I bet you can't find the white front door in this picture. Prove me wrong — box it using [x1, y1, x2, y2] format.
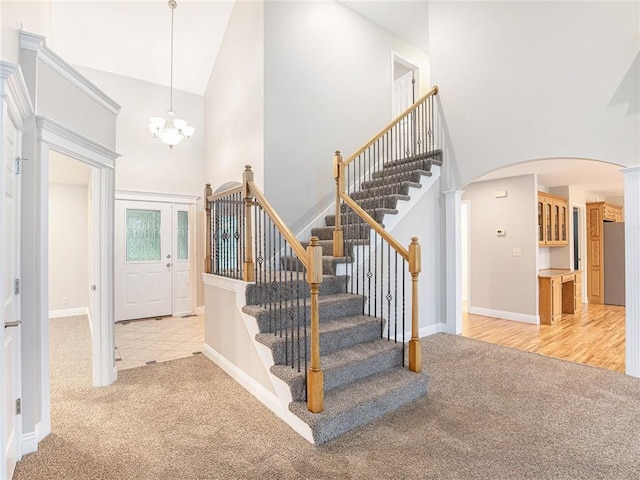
[2, 117, 22, 480]
[115, 201, 173, 321]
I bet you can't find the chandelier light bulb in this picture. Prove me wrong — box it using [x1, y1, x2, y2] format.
[148, 1, 194, 148]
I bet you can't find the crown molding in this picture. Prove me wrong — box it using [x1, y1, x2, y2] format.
[115, 189, 200, 204]
[36, 116, 120, 165]
[0, 61, 35, 124]
[20, 31, 121, 116]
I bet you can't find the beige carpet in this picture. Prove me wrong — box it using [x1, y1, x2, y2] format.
[14, 324, 640, 479]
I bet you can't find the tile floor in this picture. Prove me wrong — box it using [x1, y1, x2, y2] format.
[115, 314, 204, 370]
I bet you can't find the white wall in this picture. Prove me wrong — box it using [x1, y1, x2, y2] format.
[1, 1, 52, 63]
[463, 174, 538, 322]
[48, 183, 89, 311]
[264, 0, 429, 233]
[76, 66, 204, 195]
[203, 0, 264, 191]
[37, 62, 116, 148]
[390, 178, 443, 333]
[429, 1, 640, 191]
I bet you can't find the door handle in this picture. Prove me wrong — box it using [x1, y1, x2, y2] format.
[166, 263, 172, 267]
[4, 320, 21, 328]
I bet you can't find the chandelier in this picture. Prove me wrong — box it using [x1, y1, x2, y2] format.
[148, 0, 194, 148]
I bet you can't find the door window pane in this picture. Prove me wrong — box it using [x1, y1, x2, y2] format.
[126, 209, 161, 262]
[177, 210, 189, 260]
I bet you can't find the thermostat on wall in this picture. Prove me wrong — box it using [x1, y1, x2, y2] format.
[496, 228, 506, 236]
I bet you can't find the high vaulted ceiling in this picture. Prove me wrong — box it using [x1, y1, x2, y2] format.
[50, 0, 235, 96]
[48, 1, 429, 96]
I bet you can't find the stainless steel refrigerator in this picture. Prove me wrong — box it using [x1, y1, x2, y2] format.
[604, 222, 625, 306]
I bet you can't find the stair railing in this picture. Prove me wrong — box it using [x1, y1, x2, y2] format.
[332, 85, 439, 373]
[205, 166, 325, 413]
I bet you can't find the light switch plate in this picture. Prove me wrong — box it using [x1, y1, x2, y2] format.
[513, 248, 522, 256]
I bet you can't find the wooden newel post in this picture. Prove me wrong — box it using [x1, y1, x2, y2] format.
[408, 237, 422, 372]
[306, 236, 324, 413]
[243, 165, 255, 282]
[333, 151, 344, 258]
[204, 183, 213, 274]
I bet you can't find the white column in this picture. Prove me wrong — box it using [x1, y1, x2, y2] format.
[444, 190, 463, 334]
[623, 167, 640, 377]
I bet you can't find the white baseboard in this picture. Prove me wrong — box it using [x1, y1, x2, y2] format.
[468, 305, 539, 325]
[49, 307, 89, 319]
[21, 422, 42, 455]
[202, 344, 314, 443]
[420, 322, 447, 337]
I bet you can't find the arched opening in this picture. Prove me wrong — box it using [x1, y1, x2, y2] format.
[457, 157, 626, 373]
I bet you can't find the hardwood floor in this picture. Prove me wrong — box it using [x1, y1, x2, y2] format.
[462, 303, 625, 373]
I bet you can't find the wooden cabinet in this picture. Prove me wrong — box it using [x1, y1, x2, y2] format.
[538, 192, 568, 247]
[539, 270, 582, 324]
[586, 201, 624, 304]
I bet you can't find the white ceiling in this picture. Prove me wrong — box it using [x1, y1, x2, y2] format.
[339, 1, 429, 51]
[50, 0, 235, 96]
[473, 158, 625, 199]
[48, 1, 428, 97]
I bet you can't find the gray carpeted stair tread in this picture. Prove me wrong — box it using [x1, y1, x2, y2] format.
[350, 192, 410, 203]
[243, 293, 365, 331]
[372, 167, 431, 180]
[325, 209, 391, 226]
[312, 225, 379, 241]
[271, 340, 402, 401]
[361, 170, 432, 190]
[300, 239, 334, 256]
[354, 195, 406, 211]
[289, 367, 430, 444]
[382, 149, 442, 169]
[255, 314, 381, 364]
[278, 255, 353, 275]
[350, 182, 420, 199]
[245, 274, 346, 305]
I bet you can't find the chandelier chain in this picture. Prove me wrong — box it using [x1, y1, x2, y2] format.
[170, 2, 174, 111]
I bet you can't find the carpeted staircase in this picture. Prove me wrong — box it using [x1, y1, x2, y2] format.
[242, 150, 441, 444]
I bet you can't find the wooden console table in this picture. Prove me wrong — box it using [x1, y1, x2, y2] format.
[538, 269, 582, 325]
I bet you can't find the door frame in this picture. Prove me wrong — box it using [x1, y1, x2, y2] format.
[391, 52, 420, 118]
[0, 61, 33, 479]
[115, 190, 199, 319]
[571, 202, 588, 303]
[32, 116, 119, 442]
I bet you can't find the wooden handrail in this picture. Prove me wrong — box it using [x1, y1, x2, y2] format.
[339, 192, 409, 261]
[248, 180, 310, 270]
[342, 85, 439, 167]
[207, 184, 243, 203]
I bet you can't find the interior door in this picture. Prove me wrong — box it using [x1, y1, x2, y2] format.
[115, 201, 172, 321]
[2, 117, 22, 480]
[393, 70, 415, 161]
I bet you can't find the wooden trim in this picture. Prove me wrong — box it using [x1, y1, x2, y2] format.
[333, 151, 344, 257]
[208, 185, 243, 202]
[342, 85, 438, 166]
[242, 167, 255, 282]
[248, 180, 309, 269]
[340, 192, 410, 260]
[408, 237, 422, 372]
